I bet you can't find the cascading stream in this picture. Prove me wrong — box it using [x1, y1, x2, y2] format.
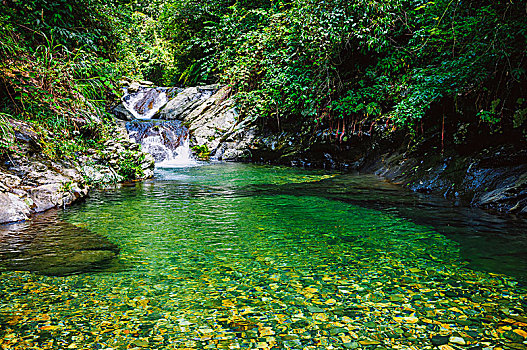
[126, 120, 196, 167]
[121, 86, 180, 120]
[120, 84, 198, 167]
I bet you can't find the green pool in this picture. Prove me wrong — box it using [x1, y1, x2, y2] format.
[1, 163, 526, 349]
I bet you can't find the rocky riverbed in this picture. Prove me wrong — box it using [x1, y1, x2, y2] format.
[1, 162, 526, 349]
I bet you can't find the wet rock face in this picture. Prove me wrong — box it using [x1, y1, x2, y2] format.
[0, 157, 89, 224]
[126, 120, 190, 163]
[365, 145, 527, 215]
[0, 211, 119, 276]
[159, 86, 256, 161]
[0, 192, 31, 223]
[121, 86, 181, 120]
[469, 165, 527, 214]
[112, 104, 134, 121]
[157, 85, 218, 121]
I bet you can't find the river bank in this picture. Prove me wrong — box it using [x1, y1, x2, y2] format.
[115, 82, 527, 216]
[2, 82, 525, 225]
[248, 127, 527, 216]
[0, 118, 154, 224]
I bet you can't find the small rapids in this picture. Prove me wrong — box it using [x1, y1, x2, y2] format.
[126, 120, 197, 167]
[122, 86, 180, 120]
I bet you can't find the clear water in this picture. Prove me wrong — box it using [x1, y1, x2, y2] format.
[1, 163, 526, 349]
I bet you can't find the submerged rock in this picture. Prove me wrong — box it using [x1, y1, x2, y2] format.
[0, 211, 119, 275]
[431, 335, 450, 346]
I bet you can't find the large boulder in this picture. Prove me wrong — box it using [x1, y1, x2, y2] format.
[0, 192, 31, 223]
[112, 104, 134, 121]
[157, 86, 256, 161]
[158, 85, 219, 120]
[29, 182, 87, 213]
[4, 157, 89, 216]
[119, 85, 181, 120]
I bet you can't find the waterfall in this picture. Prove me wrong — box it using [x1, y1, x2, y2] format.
[122, 86, 180, 120]
[126, 120, 197, 167]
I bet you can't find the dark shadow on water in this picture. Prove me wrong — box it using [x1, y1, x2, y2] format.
[79, 168, 527, 283]
[244, 174, 527, 283]
[0, 210, 121, 276]
[14, 164, 525, 282]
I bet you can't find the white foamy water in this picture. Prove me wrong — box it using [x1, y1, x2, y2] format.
[156, 138, 199, 168]
[122, 89, 168, 120]
[126, 120, 198, 168]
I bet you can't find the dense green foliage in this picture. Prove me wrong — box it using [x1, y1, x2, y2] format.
[155, 0, 527, 146]
[1, 0, 119, 155]
[0, 0, 168, 157]
[1, 0, 526, 157]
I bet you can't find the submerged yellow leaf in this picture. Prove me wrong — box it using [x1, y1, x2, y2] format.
[259, 327, 275, 336]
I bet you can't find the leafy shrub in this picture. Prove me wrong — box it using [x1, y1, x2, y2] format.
[192, 144, 210, 160]
[0, 113, 15, 151]
[0, 0, 137, 158]
[158, 0, 526, 142]
[117, 151, 145, 180]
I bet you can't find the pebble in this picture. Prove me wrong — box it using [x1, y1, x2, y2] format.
[449, 336, 466, 345]
[0, 189, 526, 350]
[504, 330, 525, 342]
[431, 335, 450, 346]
